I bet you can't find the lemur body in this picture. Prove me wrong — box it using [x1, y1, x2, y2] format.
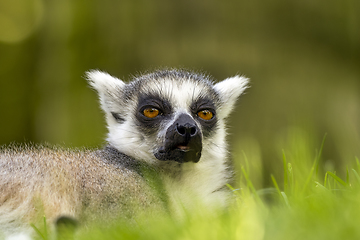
[0, 69, 248, 237]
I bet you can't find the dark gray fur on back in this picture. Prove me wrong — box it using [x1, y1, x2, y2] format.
[99, 145, 144, 175]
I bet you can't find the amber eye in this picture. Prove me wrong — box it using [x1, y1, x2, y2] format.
[143, 108, 160, 118]
[197, 110, 214, 120]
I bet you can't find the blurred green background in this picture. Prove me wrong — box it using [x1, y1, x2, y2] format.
[0, 0, 359, 187]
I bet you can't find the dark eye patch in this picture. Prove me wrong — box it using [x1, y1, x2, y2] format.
[190, 97, 217, 137]
[137, 94, 172, 115]
[136, 94, 173, 133]
[191, 98, 216, 116]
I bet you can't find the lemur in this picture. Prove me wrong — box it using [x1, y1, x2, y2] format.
[0, 69, 249, 238]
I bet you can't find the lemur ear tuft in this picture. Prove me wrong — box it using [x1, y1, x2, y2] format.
[214, 75, 249, 118]
[85, 70, 126, 113]
[85, 70, 125, 94]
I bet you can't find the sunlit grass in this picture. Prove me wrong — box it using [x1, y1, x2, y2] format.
[32, 133, 360, 240]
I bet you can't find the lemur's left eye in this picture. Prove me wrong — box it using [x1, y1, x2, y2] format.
[143, 108, 160, 118]
[197, 110, 214, 120]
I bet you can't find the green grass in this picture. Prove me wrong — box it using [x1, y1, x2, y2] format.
[32, 135, 360, 240]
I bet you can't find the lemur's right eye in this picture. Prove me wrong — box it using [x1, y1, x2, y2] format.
[197, 109, 214, 120]
[143, 108, 160, 118]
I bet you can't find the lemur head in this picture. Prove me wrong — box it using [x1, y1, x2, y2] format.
[86, 69, 248, 165]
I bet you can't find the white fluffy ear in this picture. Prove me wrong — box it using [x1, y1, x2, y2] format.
[85, 70, 125, 112]
[214, 75, 249, 118]
[86, 70, 125, 94]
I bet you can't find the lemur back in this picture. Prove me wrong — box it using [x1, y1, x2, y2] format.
[0, 69, 249, 237]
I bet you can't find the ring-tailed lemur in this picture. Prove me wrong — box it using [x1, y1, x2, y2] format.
[0, 69, 249, 238]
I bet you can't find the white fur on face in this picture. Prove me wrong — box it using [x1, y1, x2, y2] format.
[107, 118, 157, 164]
[144, 78, 209, 111]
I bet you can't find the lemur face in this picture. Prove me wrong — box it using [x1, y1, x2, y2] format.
[133, 77, 219, 163]
[86, 69, 248, 165]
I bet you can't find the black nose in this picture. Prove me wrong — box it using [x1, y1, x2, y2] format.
[176, 123, 197, 137]
[154, 113, 202, 163]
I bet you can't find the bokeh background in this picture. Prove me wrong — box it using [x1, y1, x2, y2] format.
[1, 0, 359, 187]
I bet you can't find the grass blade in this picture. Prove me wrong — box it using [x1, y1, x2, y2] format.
[30, 223, 46, 240]
[326, 171, 348, 187]
[241, 166, 264, 207]
[302, 134, 327, 193]
[282, 150, 288, 193]
[271, 174, 281, 196]
[281, 192, 290, 207]
[352, 169, 360, 184]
